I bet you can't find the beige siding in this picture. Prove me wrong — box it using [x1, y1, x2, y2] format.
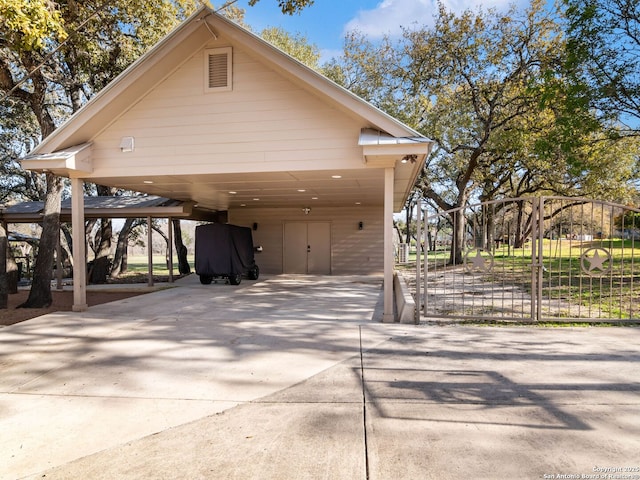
[229, 206, 383, 275]
[88, 42, 367, 179]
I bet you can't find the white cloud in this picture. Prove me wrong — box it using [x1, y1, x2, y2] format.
[319, 48, 344, 63]
[344, 0, 523, 39]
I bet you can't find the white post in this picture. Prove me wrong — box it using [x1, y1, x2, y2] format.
[423, 210, 429, 315]
[383, 167, 395, 323]
[71, 178, 88, 311]
[147, 216, 154, 287]
[168, 217, 174, 283]
[415, 199, 421, 324]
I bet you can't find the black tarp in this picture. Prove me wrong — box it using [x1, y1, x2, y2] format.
[195, 223, 256, 277]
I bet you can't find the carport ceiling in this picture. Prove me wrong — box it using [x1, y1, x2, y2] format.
[94, 168, 386, 212]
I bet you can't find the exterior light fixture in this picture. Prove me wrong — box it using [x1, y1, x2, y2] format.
[120, 136, 135, 152]
[401, 154, 417, 164]
[358, 221, 364, 230]
[303, 207, 311, 215]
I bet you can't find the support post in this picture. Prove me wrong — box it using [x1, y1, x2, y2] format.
[168, 217, 174, 283]
[71, 178, 88, 311]
[383, 167, 395, 322]
[147, 216, 154, 287]
[415, 200, 421, 324]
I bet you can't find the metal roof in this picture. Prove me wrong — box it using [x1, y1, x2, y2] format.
[0, 195, 223, 223]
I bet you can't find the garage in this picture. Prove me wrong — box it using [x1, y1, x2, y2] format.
[20, 5, 432, 321]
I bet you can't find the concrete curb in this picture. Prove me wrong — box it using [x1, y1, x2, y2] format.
[394, 271, 416, 324]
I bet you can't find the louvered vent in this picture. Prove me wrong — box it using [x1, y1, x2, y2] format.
[204, 47, 232, 92]
[208, 53, 227, 88]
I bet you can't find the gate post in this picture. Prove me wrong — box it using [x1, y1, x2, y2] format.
[530, 197, 545, 322]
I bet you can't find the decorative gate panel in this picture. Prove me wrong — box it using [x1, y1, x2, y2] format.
[422, 197, 640, 322]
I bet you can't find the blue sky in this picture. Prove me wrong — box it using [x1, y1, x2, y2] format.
[233, 0, 528, 61]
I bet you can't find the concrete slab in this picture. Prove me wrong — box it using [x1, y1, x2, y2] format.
[363, 326, 640, 480]
[2, 276, 639, 480]
[23, 403, 366, 480]
[0, 275, 388, 480]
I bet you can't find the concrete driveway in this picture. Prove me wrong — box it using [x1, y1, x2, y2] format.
[1, 274, 639, 479]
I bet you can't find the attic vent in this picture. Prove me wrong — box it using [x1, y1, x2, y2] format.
[205, 47, 232, 92]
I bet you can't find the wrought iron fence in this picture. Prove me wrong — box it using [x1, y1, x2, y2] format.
[420, 197, 640, 322]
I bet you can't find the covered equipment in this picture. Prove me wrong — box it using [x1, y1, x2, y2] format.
[195, 223, 260, 285]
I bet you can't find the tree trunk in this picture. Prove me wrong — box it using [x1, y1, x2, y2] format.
[172, 219, 191, 275]
[19, 173, 64, 308]
[404, 202, 412, 244]
[449, 209, 465, 266]
[89, 186, 117, 284]
[89, 218, 112, 284]
[393, 220, 404, 248]
[513, 200, 536, 249]
[61, 224, 74, 270]
[485, 208, 495, 252]
[6, 249, 19, 294]
[111, 218, 136, 278]
[0, 222, 7, 309]
[151, 222, 169, 251]
[1, 220, 19, 295]
[85, 218, 99, 257]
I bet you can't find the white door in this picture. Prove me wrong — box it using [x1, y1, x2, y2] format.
[283, 222, 331, 274]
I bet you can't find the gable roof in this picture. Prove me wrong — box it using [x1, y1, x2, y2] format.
[22, 6, 432, 212]
[30, 6, 425, 156]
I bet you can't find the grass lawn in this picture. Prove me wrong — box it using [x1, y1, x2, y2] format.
[404, 238, 640, 320]
[112, 254, 195, 282]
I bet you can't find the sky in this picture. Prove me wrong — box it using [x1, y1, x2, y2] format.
[232, 0, 528, 61]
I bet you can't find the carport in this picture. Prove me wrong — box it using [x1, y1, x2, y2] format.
[19, 5, 433, 319]
[0, 195, 222, 292]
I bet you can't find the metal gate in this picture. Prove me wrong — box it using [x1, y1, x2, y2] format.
[421, 197, 640, 322]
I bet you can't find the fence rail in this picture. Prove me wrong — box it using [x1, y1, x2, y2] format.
[419, 197, 640, 323]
